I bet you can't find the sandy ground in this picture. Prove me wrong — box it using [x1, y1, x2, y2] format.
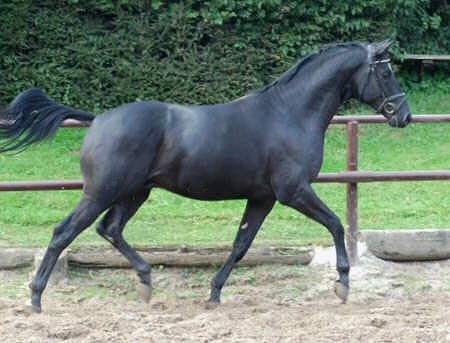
[0, 245, 449, 343]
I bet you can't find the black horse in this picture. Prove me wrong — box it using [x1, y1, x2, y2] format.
[0, 40, 411, 313]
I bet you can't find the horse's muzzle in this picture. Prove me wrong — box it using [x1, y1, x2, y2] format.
[389, 112, 411, 128]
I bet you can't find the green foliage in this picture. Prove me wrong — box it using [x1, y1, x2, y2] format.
[390, 0, 449, 55]
[0, 0, 448, 111]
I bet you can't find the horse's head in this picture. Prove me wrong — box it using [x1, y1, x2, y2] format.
[351, 40, 411, 128]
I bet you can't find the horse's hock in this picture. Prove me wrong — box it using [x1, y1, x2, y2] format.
[361, 229, 450, 261]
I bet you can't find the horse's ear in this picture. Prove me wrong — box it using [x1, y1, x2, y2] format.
[369, 39, 394, 57]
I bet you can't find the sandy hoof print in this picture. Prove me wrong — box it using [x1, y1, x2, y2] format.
[334, 281, 349, 303]
[136, 283, 152, 303]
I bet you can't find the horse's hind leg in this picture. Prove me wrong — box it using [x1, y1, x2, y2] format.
[276, 182, 350, 303]
[95, 189, 152, 303]
[207, 198, 274, 304]
[29, 195, 106, 313]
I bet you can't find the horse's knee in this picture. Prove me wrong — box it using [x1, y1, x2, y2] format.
[329, 217, 345, 236]
[47, 215, 75, 252]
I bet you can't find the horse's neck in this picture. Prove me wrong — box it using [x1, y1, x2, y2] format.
[276, 51, 364, 130]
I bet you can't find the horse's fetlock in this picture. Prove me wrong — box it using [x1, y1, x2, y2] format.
[138, 263, 151, 276]
[29, 280, 43, 293]
[338, 264, 350, 275]
[210, 278, 222, 291]
[29, 281, 37, 291]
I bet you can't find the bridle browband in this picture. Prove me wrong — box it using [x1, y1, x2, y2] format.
[360, 58, 407, 120]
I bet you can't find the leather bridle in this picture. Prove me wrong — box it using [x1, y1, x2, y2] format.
[360, 58, 407, 121]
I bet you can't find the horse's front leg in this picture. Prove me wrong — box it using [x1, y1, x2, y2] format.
[276, 181, 350, 302]
[207, 198, 275, 304]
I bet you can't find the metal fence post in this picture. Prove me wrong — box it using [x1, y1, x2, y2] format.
[346, 121, 358, 265]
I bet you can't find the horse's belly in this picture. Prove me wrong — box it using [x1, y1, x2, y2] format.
[151, 157, 270, 200]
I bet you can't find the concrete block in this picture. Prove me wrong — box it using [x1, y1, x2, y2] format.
[361, 229, 450, 261]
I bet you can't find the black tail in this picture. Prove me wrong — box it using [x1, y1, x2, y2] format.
[0, 88, 95, 152]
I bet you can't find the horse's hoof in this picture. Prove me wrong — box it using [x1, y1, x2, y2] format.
[136, 283, 152, 303]
[334, 281, 349, 303]
[25, 299, 41, 314]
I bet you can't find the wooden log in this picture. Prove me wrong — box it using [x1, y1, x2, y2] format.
[0, 248, 36, 269]
[67, 246, 314, 268]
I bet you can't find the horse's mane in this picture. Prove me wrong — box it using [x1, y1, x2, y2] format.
[255, 42, 366, 94]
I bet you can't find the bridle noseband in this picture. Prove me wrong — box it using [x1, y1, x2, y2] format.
[360, 58, 407, 120]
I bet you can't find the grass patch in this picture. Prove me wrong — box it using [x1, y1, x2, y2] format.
[0, 88, 448, 248]
[394, 274, 433, 293]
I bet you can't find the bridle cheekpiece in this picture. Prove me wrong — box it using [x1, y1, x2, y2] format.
[361, 58, 407, 120]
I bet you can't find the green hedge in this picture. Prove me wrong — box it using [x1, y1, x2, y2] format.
[0, 0, 448, 110]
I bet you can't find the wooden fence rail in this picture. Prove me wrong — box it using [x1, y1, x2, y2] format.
[1, 114, 449, 264]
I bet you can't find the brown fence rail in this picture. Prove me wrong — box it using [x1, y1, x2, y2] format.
[1, 114, 449, 263]
[1, 170, 449, 191]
